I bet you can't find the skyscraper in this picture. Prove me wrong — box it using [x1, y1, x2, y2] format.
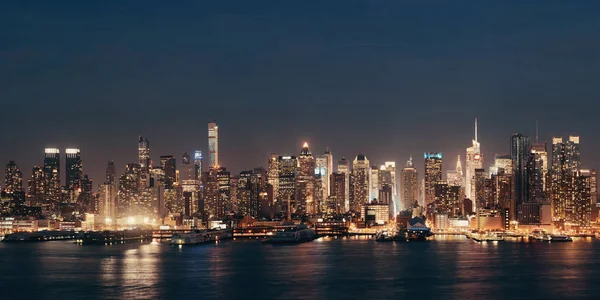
[400, 156, 418, 210]
[43, 148, 61, 201]
[350, 154, 369, 212]
[369, 166, 379, 201]
[528, 142, 548, 201]
[337, 157, 350, 212]
[296, 143, 315, 213]
[324, 148, 333, 197]
[551, 136, 582, 221]
[511, 133, 531, 220]
[194, 151, 203, 181]
[383, 162, 397, 214]
[315, 153, 328, 209]
[160, 155, 176, 188]
[208, 121, 219, 168]
[424, 152, 443, 207]
[4, 161, 23, 193]
[446, 155, 463, 187]
[138, 136, 151, 188]
[329, 172, 346, 214]
[65, 148, 82, 191]
[267, 153, 279, 206]
[465, 119, 483, 203]
[180, 152, 199, 216]
[28, 166, 45, 202]
[277, 155, 297, 213]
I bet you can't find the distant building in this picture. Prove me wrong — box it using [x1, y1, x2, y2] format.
[208, 121, 219, 167]
[465, 119, 483, 205]
[4, 161, 23, 193]
[400, 156, 418, 210]
[424, 152, 442, 207]
[350, 154, 370, 212]
[65, 148, 82, 192]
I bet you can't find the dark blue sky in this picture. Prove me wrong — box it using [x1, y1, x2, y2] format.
[1, 1, 600, 187]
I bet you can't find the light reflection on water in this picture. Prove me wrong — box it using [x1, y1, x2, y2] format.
[0, 236, 599, 300]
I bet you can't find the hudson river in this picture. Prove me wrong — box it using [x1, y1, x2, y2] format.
[1, 236, 599, 299]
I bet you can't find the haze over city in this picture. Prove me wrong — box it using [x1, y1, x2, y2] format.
[2, 1, 599, 186]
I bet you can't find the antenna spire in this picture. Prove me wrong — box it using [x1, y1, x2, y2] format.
[474, 118, 478, 142]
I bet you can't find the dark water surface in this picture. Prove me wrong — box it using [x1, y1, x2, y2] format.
[1, 236, 598, 300]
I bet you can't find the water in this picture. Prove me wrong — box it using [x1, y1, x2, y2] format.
[1, 236, 599, 300]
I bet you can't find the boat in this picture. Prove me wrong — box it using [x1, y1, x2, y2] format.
[264, 224, 317, 244]
[375, 229, 407, 242]
[76, 230, 153, 245]
[472, 232, 505, 242]
[2, 231, 78, 243]
[406, 228, 433, 241]
[549, 234, 573, 242]
[170, 229, 232, 245]
[530, 229, 552, 241]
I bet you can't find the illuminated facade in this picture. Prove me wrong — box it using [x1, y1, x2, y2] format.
[528, 142, 548, 201]
[337, 157, 350, 212]
[267, 153, 279, 206]
[296, 143, 315, 213]
[400, 156, 418, 210]
[194, 151, 203, 181]
[383, 162, 397, 213]
[43, 148, 61, 202]
[329, 172, 346, 214]
[511, 133, 530, 220]
[424, 152, 442, 207]
[551, 136, 582, 221]
[350, 154, 369, 212]
[65, 148, 82, 192]
[434, 181, 461, 217]
[160, 155, 176, 188]
[465, 119, 483, 204]
[28, 166, 45, 202]
[277, 155, 297, 213]
[369, 166, 379, 202]
[4, 161, 23, 193]
[315, 153, 328, 210]
[208, 121, 219, 168]
[446, 155, 463, 187]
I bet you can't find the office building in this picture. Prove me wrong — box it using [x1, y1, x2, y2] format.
[65, 148, 82, 191]
[401, 156, 419, 210]
[511, 133, 531, 220]
[43, 148, 61, 202]
[4, 161, 23, 193]
[296, 143, 315, 214]
[208, 121, 219, 168]
[350, 154, 370, 212]
[424, 152, 442, 207]
[465, 119, 483, 203]
[337, 157, 350, 212]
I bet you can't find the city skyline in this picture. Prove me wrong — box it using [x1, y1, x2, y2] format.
[1, 1, 599, 191]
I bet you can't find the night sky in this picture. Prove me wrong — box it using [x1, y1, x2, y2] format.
[2, 1, 600, 189]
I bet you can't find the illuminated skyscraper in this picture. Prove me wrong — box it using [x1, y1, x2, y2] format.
[65, 148, 82, 191]
[511, 133, 531, 220]
[434, 182, 461, 217]
[350, 154, 369, 212]
[528, 142, 548, 201]
[4, 161, 23, 193]
[329, 172, 346, 214]
[160, 155, 176, 188]
[267, 153, 279, 204]
[551, 136, 582, 221]
[277, 155, 297, 213]
[28, 166, 45, 202]
[401, 156, 418, 210]
[208, 121, 219, 168]
[383, 162, 397, 213]
[424, 152, 443, 207]
[369, 166, 379, 201]
[337, 157, 350, 211]
[465, 119, 483, 203]
[43, 148, 61, 201]
[324, 148, 333, 196]
[296, 143, 315, 213]
[446, 155, 463, 187]
[138, 136, 151, 171]
[194, 151, 203, 181]
[315, 153, 328, 208]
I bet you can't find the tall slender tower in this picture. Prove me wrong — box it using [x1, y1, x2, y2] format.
[296, 142, 315, 213]
[208, 121, 219, 168]
[337, 157, 350, 212]
[401, 156, 418, 210]
[424, 152, 443, 207]
[465, 119, 483, 204]
[65, 148, 83, 191]
[324, 148, 333, 197]
[44, 148, 61, 201]
[350, 154, 370, 212]
[511, 133, 531, 220]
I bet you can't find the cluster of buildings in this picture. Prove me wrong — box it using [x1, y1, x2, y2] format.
[0, 119, 598, 233]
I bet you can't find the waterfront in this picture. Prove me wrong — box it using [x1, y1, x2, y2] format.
[1, 236, 599, 300]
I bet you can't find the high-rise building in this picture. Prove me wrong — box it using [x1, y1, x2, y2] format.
[465, 119, 483, 203]
[267, 153, 279, 207]
[324, 148, 333, 196]
[65, 148, 82, 191]
[566, 169, 592, 226]
[138, 136, 151, 188]
[43, 148, 61, 201]
[383, 162, 397, 214]
[337, 157, 350, 212]
[160, 155, 177, 188]
[180, 152, 199, 216]
[511, 133, 531, 220]
[118, 163, 141, 216]
[446, 155, 463, 187]
[296, 143, 315, 214]
[551, 136, 582, 222]
[78, 175, 93, 212]
[434, 182, 461, 217]
[378, 184, 394, 218]
[28, 166, 45, 202]
[4, 161, 23, 193]
[194, 151, 203, 181]
[277, 155, 297, 213]
[315, 153, 329, 210]
[329, 172, 346, 214]
[528, 142, 548, 201]
[400, 156, 418, 210]
[208, 121, 219, 168]
[424, 152, 443, 207]
[474, 168, 488, 209]
[369, 166, 379, 201]
[106, 161, 116, 186]
[350, 154, 370, 212]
